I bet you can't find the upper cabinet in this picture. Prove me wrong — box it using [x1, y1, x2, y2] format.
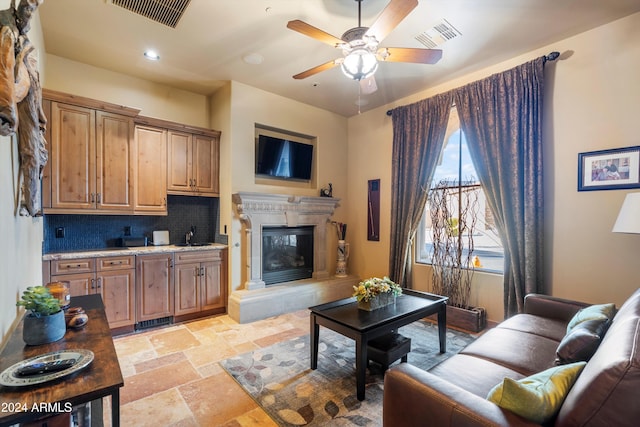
[167, 131, 220, 196]
[41, 90, 221, 215]
[133, 125, 167, 214]
[47, 102, 134, 213]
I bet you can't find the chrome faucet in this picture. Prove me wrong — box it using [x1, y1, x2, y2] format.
[185, 226, 196, 245]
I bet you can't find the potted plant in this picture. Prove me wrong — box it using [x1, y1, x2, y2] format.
[17, 286, 66, 345]
[428, 181, 486, 332]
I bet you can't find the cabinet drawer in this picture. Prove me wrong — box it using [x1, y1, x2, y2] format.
[51, 258, 95, 275]
[175, 250, 221, 264]
[97, 255, 135, 271]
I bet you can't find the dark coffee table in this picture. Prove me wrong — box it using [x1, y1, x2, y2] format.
[309, 289, 448, 400]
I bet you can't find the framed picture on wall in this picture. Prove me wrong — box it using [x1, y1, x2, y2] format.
[578, 146, 640, 191]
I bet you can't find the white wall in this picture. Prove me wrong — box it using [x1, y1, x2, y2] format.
[0, 1, 46, 346]
[346, 13, 640, 323]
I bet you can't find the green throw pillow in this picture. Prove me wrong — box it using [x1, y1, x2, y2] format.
[486, 362, 587, 424]
[566, 303, 616, 333]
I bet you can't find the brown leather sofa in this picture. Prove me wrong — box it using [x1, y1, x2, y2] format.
[383, 289, 640, 426]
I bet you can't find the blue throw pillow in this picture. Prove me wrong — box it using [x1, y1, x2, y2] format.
[566, 303, 615, 334]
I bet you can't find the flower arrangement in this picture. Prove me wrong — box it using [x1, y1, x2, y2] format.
[353, 276, 403, 302]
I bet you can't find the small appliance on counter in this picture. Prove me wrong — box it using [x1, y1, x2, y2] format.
[152, 230, 170, 246]
[118, 236, 148, 247]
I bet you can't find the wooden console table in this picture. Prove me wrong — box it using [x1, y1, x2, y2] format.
[0, 295, 124, 426]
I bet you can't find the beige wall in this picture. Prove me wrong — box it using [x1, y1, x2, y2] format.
[0, 2, 46, 346]
[44, 55, 210, 128]
[219, 81, 349, 292]
[346, 12, 640, 323]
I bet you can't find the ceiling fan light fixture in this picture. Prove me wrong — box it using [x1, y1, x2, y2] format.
[341, 48, 378, 81]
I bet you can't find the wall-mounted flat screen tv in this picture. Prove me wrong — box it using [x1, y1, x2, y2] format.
[255, 135, 313, 181]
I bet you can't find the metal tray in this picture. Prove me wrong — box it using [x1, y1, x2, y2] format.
[0, 349, 94, 387]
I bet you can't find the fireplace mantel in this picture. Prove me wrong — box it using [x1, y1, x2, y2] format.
[232, 192, 340, 290]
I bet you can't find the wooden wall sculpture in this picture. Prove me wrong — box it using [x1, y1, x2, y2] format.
[0, 0, 46, 216]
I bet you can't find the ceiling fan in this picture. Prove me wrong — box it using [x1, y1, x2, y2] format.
[287, 0, 443, 93]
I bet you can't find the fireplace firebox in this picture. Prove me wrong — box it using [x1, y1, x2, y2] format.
[262, 226, 314, 285]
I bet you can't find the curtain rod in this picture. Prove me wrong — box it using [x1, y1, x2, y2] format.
[385, 51, 560, 116]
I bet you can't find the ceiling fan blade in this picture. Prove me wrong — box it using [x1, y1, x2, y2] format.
[293, 60, 340, 79]
[360, 76, 378, 94]
[287, 20, 345, 47]
[378, 47, 443, 64]
[365, 0, 418, 43]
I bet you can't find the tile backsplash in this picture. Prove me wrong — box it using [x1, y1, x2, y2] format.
[43, 195, 223, 253]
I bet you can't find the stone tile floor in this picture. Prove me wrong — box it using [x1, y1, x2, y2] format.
[106, 310, 310, 426]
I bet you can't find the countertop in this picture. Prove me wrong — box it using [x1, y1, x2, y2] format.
[43, 243, 227, 261]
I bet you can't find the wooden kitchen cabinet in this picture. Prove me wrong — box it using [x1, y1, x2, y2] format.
[47, 102, 134, 213]
[49, 255, 135, 329]
[133, 125, 168, 214]
[174, 249, 226, 319]
[136, 253, 174, 323]
[167, 130, 220, 196]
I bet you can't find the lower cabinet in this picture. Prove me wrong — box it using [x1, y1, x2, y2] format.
[135, 253, 174, 323]
[174, 249, 226, 317]
[50, 255, 135, 329]
[45, 248, 227, 332]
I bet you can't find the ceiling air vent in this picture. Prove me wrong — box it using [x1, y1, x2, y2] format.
[111, 0, 191, 28]
[415, 19, 461, 49]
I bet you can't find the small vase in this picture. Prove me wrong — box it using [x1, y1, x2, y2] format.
[23, 310, 66, 346]
[358, 292, 396, 311]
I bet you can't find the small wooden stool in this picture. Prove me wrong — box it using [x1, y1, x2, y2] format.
[367, 332, 411, 372]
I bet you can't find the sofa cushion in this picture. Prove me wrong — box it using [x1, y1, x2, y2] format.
[497, 313, 568, 341]
[459, 327, 559, 375]
[429, 354, 526, 398]
[487, 361, 586, 424]
[566, 303, 616, 333]
[556, 318, 610, 364]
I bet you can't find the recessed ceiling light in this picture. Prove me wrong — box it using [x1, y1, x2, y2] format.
[144, 50, 160, 60]
[243, 53, 264, 65]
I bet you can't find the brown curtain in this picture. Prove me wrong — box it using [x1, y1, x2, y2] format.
[388, 92, 453, 286]
[453, 57, 546, 317]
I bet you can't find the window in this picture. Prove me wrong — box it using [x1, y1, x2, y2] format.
[416, 112, 504, 273]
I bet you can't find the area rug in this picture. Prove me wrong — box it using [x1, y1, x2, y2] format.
[220, 320, 475, 426]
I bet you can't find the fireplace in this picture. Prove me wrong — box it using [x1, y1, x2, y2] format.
[262, 226, 314, 285]
[230, 192, 359, 323]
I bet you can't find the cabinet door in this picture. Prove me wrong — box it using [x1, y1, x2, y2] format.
[201, 259, 225, 311]
[174, 262, 200, 316]
[50, 103, 96, 209]
[136, 254, 173, 322]
[133, 125, 167, 214]
[99, 269, 135, 328]
[167, 131, 192, 193]
[51, 272, 93, 297]
[96, 111, 134, 212]
[193, 135, 219, 195]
